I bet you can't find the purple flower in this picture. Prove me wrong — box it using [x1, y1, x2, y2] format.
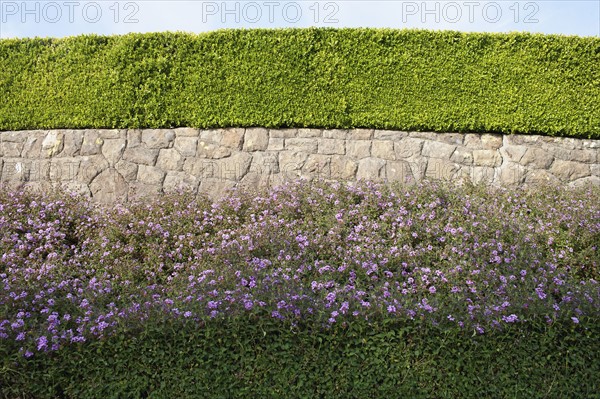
[37, 336, 48, 351]
[571, 317, 579, 324]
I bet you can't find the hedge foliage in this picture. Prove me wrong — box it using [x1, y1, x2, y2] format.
[0, 29, 599, 138]
[2, 318, 599, 399]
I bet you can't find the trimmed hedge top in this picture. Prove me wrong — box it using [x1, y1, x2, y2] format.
[0, 28, 599, 138]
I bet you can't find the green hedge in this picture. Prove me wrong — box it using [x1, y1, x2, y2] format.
[2, 317, 599, 398]
[0, 29, 599, 138]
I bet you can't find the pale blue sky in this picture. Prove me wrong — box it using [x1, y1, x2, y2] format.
[1, 0, 598, 38]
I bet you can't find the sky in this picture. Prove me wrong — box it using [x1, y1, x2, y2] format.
[0, 0, 599, 39]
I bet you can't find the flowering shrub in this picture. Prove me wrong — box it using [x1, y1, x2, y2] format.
[1, 179, 598, 363]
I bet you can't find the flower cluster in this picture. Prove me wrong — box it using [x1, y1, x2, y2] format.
[1, 180, 598, 357]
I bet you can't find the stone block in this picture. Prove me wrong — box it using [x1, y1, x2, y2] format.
[197, 141, 231, 159]
[267, 138, 285, 151]
[421, 141, 456, 159]
[373, 130, 407, 141]
[568, 176, 600, 188]
[0, 131, 27, 143]
[425, 159, 460, 181]
[473, 150, 502, 167]
[141, 129, 175, 149]
[127, 129, 142, 148]
[346, 140, 371, 159]
[156, 149, 184, 171]
[480, 134, 503, 150]
[77, 156, 110, 184]
[348, 129, 374, 140]
[102, 138, 126, 166]
[297, 129, 322, 138]
[279, 151, 309, 178]
[49, 158, 80, 181]
[499, 145, 527, 163]
[198, 179, 237, 201]
[243, 128, 269, 151]
[59, 181, 91, 198]
[115, 160, 138, 182]
[250, 152, 279, 174]
[41, 131, 64, 157]
[221, 128, 245, 149]
[21, 132, 45, 158]
[520, 148, 554, 169]
[525, 169, 561, 186]
[549, 160, 590, 181]
[497, 162, 526, 186]
[450, 147, 473, 165]
[80, 131, 104, 156]
[302, 154, 331, 178]
[385, 160, 414, 183]
[89, 169, 128, 204]
[330, 156, 357, 180]
[318, 139, 345, 155]
[128, 182, 162, 199]
[163, 171, 200, 193]
[371, 140, 395, 160]
[215, 152, 252, 181]
[122, 147, 159, 166]
[174, 136, 198, 157]
[357, 158, 385, 181]
[60, 130, 84, 157]
[183, 158, 219, 179]
[394, 138, 423, 159]
[174, 128, 200, 137]
[0, 141, 23, 157]
[269, 129, 297, 138]
[138, 165, 166, 185]
[322, 129, 348, 139]
[285, 138, 318, 153]
[97, 129, 124, 139]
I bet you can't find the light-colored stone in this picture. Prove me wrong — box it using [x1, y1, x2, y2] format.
[410, 132, 463, 145]
[285, 138, 318, 153]
[302, 154, 331, 178]
[0, 142, 23, 157]
[199, 129, 223, 144]
[49, 158, 80, 181]
[197, 141, 231, 159]
[97, 129, 123, 139]
[525, 169, 561, 186]
[463, 134, 482, 149]
[243, 128, 269, 151]
[346, 140, 371, 159]
[450, 147, 473, 165]
[568, 176, 600, 188]
[520, 148, 554, 169]
[480, 134, 503, 150]
[422, 141, 456, 159]
[21, 132, 45, 158]
[330, 156, 357, 180]
[473, 150, 502, 167]
[89, 169, 128, 204]
[174, 136, 198, 157]
[250, 152, 279, 175]
[318, 139, 345, 155]
[425, 159, 460, 181]
[504, 134, 541, 146]
[394, 138, 423, 159]
[80, 131, 103, 156]
[77, 156, 110, 184]
[497, 162, 526, 186]
[279, 151, 309, 178]
[174, 128, 200, 137]
[1, 159, 28, 182]
[499, 145, 527, 163]
[215, 152, 252, 181]
[385, 161, 414, 183]
[322, 129, 348, 139]
[198, 179, 237, 201]
[221, 128, 245, 149]
[137, 165, 166, 185]
[127, 129, 142, 148]
[122, 147, 159, 166]
[156, 149, 184, 171]
[371, 140, 395, 160]
[163, 171, 200, 193]
[357, 158, 385, 181]
[142, 129, 175, 149]
[348, 129, 373, 140]
[592, 164, 600, 177]
[267, 138, 285, 151]
[115, 159, 138, 182]
[0, 131, 27, 143]
[41, 131, 64, 157]
[269, 128, 297, 138]
[183, 158, 219, 179]
[297, 129, 322, 138]
[549, 160, 590, 181]
[60, 130, 84, 157]
[373, 130, 408, 141]
[101, 138, 126, 166]
[128, 182, 162, 199]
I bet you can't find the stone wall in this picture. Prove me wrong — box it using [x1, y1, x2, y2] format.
[1, 128, 598, 203]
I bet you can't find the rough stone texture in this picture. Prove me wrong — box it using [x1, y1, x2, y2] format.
[371, 140, 395, 160]
[90, 169, 128, 204]
[243, 128, 269, 151]
[318, 139, 345, 155]
[1, 129, 598, 202]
